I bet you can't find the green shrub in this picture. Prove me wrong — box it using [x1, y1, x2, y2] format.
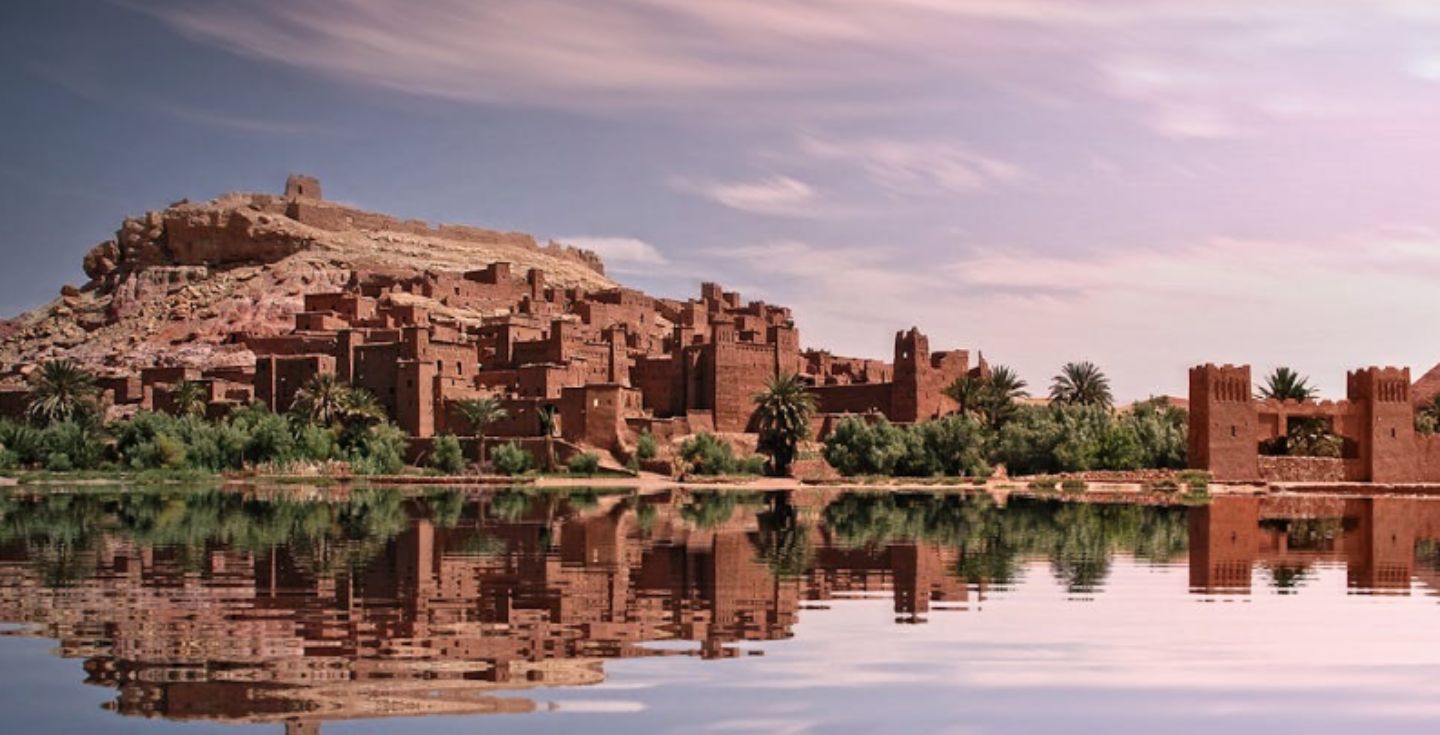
[41, 420, 105, 470]
[567, 452, 601, 475]
[740, 455, 768, 475]
[1027, 479, 1057, 493]
[1061, 479, 1088, 494]
[823, 415, 989, 477]
[1177, 470, 1210, 493]
[636, 431, 658, 461]
[491, 441, 531, 476]
[348, 424, 407, 475]
[43, 451, 74, 472]
[679, 433, 744, 475]
[430, 434, 466, 474]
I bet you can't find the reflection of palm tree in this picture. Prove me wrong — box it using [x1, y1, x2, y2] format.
[1265, 563, 1311, 592]
[755, 499, 814, 578]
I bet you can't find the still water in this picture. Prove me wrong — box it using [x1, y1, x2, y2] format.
[1, 486, 1438, 734]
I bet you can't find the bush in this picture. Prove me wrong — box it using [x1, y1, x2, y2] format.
[429, 434, 466, 474]
[43, 451, 74, 472]
[1061, 479, 1088, 494]
[567, 452, 601, 475]
[823, 416, 988, 477]
[40, 420, 105, 470]
[636, 431, 658, 461]
[348, 424, 407, 475]
[673, 434, 767, 476]
[491, 441, 532, 476]
[993, 403, 1187, 476]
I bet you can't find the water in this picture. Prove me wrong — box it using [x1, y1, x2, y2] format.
[1, 486, 1439, 733]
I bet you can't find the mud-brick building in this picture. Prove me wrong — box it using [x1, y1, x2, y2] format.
[1188, 363, 1440, 484]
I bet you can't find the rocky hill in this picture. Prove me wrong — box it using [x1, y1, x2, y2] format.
[0, 176, 613, 381]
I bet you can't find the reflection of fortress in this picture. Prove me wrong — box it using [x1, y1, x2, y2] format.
[7, 489, 1431, 732]
[1189, 495, 1440, 593]
[0, 491, 968, 732]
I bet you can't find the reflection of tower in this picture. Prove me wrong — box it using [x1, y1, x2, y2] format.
[286, 719, 323, 735]
[1347, 497, 1416, 592]
[1189, 496, 1259, 593]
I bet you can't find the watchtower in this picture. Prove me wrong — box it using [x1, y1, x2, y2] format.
[1348, 367, 1419, 483]
[892, 328, 930, 423]
[284, 174, 322, 201]
[1188, 364, 1258, 481]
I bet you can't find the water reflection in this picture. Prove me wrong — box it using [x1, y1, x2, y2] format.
[0, 487, 1437, 731]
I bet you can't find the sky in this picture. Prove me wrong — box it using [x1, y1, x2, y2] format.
[3, 0, 1440, 400]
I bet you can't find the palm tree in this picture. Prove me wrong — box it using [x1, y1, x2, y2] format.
[979, 364, 1028, 428]
[337, 387, 385, 426]
[455, 396, 509, 464]
[537, 405, 558, 471]
[26, 359, 98, 426]
[752, 372, 817, 476]
[1258, 367, 1316, 402]
[943, 374, 987, 416]
[289, 373, 351, 426]
[169, 380, 208, 417]
[1049, 361, 1113, 409]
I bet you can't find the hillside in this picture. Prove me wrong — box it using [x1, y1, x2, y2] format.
[0, 176, 613, 380]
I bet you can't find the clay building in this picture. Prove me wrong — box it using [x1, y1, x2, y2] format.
[1189, 363, 1440, 484]
[1, 176, 990, 467]
[139, 177, 985, 461]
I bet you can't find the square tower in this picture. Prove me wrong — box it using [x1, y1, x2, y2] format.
[1348, 367, 1419, 483]
[1188, 364, 1258, 481]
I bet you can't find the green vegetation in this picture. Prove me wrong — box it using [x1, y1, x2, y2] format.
[1257, 366, 1317, 402]
[823, 374, 1186, 479]
[454, 396, 508, 464]
[0, 487, 410, 583]
[635, 430, 658, 461]
[490, 441, 532, 476]
[1049, 361, 1114, 409]
[944, 364, 1029, 429]
[566, 451, 601, 475]
[0, 364, 412, 477]
[429, 434, 466, 474]
[822, 414, 990, 478]
[168, 380, 208, 417]
[25, 359, 99, 426]
[1259, 416, 1343, 458]
[752, 372, 816, 476]
[820, 492, 1189, 592]
[679, 432, 767, 476]
[1418, 395, 1440, 435]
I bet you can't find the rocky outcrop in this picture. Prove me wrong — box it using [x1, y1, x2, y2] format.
[1, 176, 615, 381]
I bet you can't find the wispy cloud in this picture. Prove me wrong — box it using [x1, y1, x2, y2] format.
[799, 134, 1023, 194]
[678, 176, 822, 217]
[559, 236, 667, 274]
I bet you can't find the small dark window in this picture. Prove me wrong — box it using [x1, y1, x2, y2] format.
[1391, 427, 1397, 439]
[1230, 425, 1237, 438]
